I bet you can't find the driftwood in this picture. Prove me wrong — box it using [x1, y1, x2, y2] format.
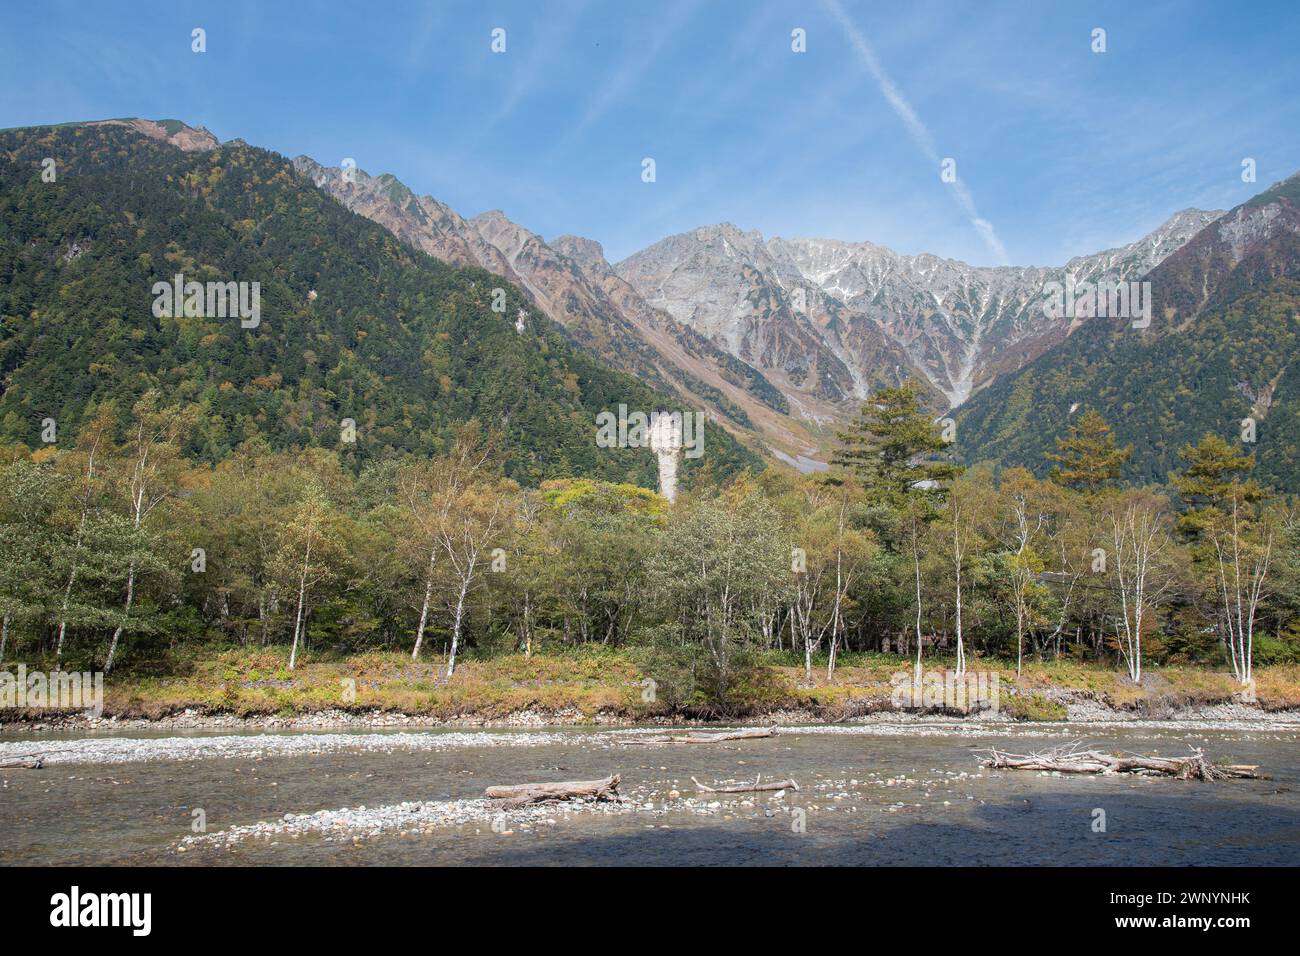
[0, 747, 78, 770]
[484, 773, 621, 809]
[637, 727, 778, 745]
[0, 758, 44, 769]
[978, 743, 1261, 781]
[691, 774, 799, 794]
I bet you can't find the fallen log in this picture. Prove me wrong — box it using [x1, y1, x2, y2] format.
[484, 773, 621, 809]
[0, 747, 79, 770]
[638, 727, 778, 745]
[978, 744, 1261, 781]
[691, 774, 798, 794]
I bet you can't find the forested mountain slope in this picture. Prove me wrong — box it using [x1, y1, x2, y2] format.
[293, 155, 812, 460]
[0, 121, 759, 487]
[956, 173, 1300, 491]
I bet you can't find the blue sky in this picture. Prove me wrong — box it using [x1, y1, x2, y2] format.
[3, 0, 1298, 266]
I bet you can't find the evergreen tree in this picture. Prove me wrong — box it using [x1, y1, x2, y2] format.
[1173, 433, 1274, 685]
[834, 381, 962, 680]
[1045, 409, 1132, 492]
[833, 381, 962, 511]
[1173, 433, 1267, 533]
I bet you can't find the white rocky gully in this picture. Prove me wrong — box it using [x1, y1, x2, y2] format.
[0, 663, 104, 717]
[595, 404, 704, 503]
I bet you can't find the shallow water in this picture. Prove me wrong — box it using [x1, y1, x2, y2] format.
[2, 723, 1298, 865]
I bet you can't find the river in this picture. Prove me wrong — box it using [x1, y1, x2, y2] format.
[2, 721, 1298, 865]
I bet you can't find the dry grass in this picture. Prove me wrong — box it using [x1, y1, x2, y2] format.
[17, 647, 1300, 722]
[101, 648, 647, 721]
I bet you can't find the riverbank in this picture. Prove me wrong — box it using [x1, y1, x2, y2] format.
[5, 717, 1298, 768]
[4, 649, 1299, 732]
[5, 719, 1298, 866]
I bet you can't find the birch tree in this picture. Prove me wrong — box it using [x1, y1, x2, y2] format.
[824, 485, 872, 680]
[1209, 499, 1273, 686]
[105, 392, 194, 671]
[435, 475, 513, 677]
[505, 489, 547, 657]
[399, 432, 498, 661]
[1173, 434, 1272, 687]
[937, 473, 991, 677]
[1041, 483, 1089, 659]
[992, 468, 1049, 677]
[1104, 490, 1179, 683]
[52, 407, 115, 664]
[791, 484, 833, 684]
[279, 480, 344, 670]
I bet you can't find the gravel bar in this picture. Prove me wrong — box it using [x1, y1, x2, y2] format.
[0, 729, 591, 766]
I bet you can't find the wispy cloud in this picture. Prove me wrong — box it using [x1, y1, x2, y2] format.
[490, 0, 589, 125]
[401, 5, 445, 83]
[550, 0, 701, 156]
[821, 0, 1009, 265]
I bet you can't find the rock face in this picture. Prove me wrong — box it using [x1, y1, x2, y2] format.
[295, 158, 663, 377]
[955, 172, 1300, 491]
[608, 224, 928, 415]
[617, 211, 1221, 408]
[292, 156, 822, 461]
[292, 157, 518, 276]
[286, 150, 1226, 470]
[90, 118, 219, 152]
[647, 413, 683, 502]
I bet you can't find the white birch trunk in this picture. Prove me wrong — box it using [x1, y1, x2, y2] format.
[446, 561, 474, 678]
[411, 548, 436, 659]
[105, 559, 135, 672]
[912, 524, 924, 686]
[288, 530, 314, 671]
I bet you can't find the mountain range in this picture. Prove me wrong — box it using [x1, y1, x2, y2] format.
[0, 118, 758, 487]
[3, 117, 1298, 490]
[291, 138, 1242, 476]
[618, 210, 1220, 409]
[957, 172, 1300, 490]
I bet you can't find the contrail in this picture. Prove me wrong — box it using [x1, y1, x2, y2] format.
[822, 0, 1010, 265]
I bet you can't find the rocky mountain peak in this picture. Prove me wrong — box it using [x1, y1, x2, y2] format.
[88, 118, 218, 152]
[470, 209, 514, 231]
[617, 207, 1225, 408]
[293, 156, 519, 276]
[550, 235, 609, 274]
[282, 137, 1254, 467]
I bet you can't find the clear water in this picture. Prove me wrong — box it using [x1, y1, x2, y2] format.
[2, 723, 1297, 866]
